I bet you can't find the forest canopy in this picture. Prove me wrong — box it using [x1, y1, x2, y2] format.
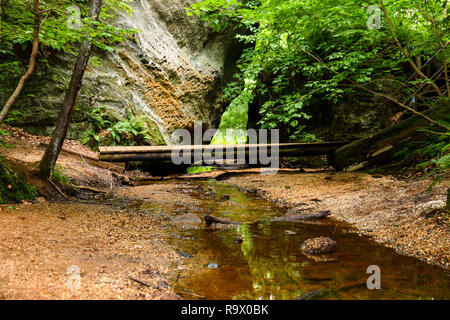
[0, 0, 135, 83]
[187, 0, 449, 185]
[188, 0, 449, 140]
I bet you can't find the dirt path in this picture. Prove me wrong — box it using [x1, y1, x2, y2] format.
[0, 200, 183, 299]
[0, 125, 185, 299]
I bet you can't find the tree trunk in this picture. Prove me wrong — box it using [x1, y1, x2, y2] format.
[39, 0, 102, 179]
[0, 0, 40, 122]
[331, 104, 449, 170]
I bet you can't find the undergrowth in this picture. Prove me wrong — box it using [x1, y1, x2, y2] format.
[394, 119, 450, 191]
[0, 157, 38, 204]
[0, 128, 12, 148]
[82, 107, 155, 149]
[51, 165, 72, 188]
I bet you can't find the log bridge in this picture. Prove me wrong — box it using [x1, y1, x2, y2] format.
[98, 142, 347, 165]
[99, 104, 448, 171]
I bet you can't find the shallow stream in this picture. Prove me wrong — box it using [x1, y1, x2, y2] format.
[133, 180, 450, 300]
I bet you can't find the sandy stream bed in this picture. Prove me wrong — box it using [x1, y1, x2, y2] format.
[0, 125, 448, 299]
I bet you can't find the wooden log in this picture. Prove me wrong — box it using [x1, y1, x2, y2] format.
[295, 281, 367, 300]
[98, 142, 347, 155]
[332, 105, 448, 170]
[270, 210, 331, 222]
[99, 152, 174, 162]
[129, 277, 152, 287]
[98, 142, 348, 163]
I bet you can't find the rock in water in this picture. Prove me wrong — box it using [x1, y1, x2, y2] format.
[177, 251, 193, 259]
[300, 237, 337, 254]
[171, 214, 202, 224]
[234, 236, 243, 244]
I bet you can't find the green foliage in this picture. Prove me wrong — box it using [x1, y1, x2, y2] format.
[51, 165, 72, 188]
[0, 128, 12, 148]
[188, 0, 449, 142]
[0, 0, 138, 82]
[421, 132, 450, 190]
[186, 166, 216, 174]
[51, 165, 77, 195]
[83, 106, 156, 148]
[394, 107, 450, 189]
[0, 157, 38, 204]
[4, 110, 25, 124]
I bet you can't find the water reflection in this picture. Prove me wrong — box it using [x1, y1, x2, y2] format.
[139, 180, 450, 300]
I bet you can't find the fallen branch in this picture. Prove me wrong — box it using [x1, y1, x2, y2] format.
[270, 210, 331, 222]
[71, 184, 108, 194]
[48, 179, 67, 198]
[296, 281, 367, 300]
[129, 277, 152, 288]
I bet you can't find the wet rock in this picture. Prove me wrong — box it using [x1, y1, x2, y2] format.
[300, 237, 337, 254]
[122, 175, 131, 185]
[209, 223, 238, 230]
[245, 187, 258, 194]
[112, 172, 131, 185]
[234, 236, 243, 244]
[295, 288, 327, 300]
[177, 251, 193, 259]
[171, 214, 202, 224]
[157, 280, 170, 289]
[204, 215, 240, 227]
[206, 263, 219, 269]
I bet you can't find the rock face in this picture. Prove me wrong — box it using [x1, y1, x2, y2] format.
[303, 78, 403, 142]
[0, 0, 231, 144]
[299, 237, 337, 254]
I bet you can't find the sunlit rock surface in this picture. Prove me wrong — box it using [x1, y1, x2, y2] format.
[1, 0, 230, 144]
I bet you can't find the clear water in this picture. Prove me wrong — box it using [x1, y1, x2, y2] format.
[135, 180, 450, 300]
